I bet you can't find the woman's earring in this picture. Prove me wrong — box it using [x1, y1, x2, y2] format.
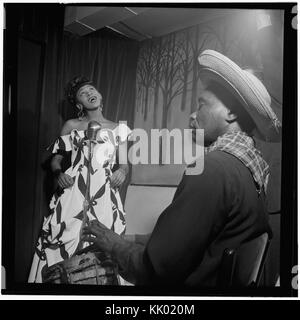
[100, 101, 104, 112]
[77, 106, 84, 121]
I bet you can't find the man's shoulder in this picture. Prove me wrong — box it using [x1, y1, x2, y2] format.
[205, 150, 243, 171]
[180, 150, 247, 200]
[184, 150, 242, 185]
[183, 151, 226, 182]
[202, 150, 230, 170]
[202, 150, 253, 186]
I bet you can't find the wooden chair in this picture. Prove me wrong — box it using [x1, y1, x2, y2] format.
[217, 232, 270, 288]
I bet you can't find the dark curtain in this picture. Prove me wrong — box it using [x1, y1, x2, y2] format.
[5, 4, 139, 283]
[4, 3, 67, 284]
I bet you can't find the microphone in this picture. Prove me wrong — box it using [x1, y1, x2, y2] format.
[86, 120, 102, 142]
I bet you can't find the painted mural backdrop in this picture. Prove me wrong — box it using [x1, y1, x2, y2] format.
[132, 10, 283, 212]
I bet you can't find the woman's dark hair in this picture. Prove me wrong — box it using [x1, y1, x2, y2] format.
[206, 80, 256, 135]
[65, 76, 93, 106]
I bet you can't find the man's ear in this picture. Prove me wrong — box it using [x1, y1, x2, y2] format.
[226, 110, 238, 123]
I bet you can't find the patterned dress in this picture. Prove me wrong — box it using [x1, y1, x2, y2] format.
[28, 123, 131, 283]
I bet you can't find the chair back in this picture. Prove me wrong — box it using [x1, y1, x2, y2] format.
[218, 232, 270, 287]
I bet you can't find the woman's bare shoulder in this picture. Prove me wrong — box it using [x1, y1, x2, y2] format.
[61, 118, 83, 135]
[102, 119, 118, 130]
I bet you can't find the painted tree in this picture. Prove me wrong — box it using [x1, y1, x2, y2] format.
[177, 28, 194, 111]
[137, 20, 243, 124]
[188, 25, 219, 113]
[136, 41, 156, 121]
[158, 31, 196, 129]
[151, 37, 163, 128]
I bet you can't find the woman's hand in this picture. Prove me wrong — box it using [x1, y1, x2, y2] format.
[57, 172, 74, 189]
[110, 168, 126, 189]
[51, 154, 74, 190]
[81, 220, 123, 253]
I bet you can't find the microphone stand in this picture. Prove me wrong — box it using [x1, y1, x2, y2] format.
[76, 138, 94, 254]
[74, 120, 101, 255]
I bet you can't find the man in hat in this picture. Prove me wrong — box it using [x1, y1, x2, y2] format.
[81, 50, 281, 287]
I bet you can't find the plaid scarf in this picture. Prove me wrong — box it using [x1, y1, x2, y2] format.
[206, 131, 269, 194]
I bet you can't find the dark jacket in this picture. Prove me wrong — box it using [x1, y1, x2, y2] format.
[115, 150, 271, 286]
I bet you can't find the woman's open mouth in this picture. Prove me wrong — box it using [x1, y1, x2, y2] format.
[88, 96, 97, 103]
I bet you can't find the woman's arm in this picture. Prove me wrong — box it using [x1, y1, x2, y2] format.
[118, 163, 129, 175]
[110, 164, 128, 189]
[111, 139, 130, 188]
[50, 154, 64, 176]
[50, 120, 74, 189]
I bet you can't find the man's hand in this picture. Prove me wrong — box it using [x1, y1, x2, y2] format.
[110, 168, 126, 188]
[81, 220, 124, 253]
[57, 173, 74, 189]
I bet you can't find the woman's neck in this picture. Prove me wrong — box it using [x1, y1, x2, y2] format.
[85, 108, 106, 122]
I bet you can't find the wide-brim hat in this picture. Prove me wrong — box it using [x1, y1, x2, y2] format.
[198, 50, 281, 142]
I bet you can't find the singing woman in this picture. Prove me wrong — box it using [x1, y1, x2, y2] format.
[28, 76, 131, 283]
